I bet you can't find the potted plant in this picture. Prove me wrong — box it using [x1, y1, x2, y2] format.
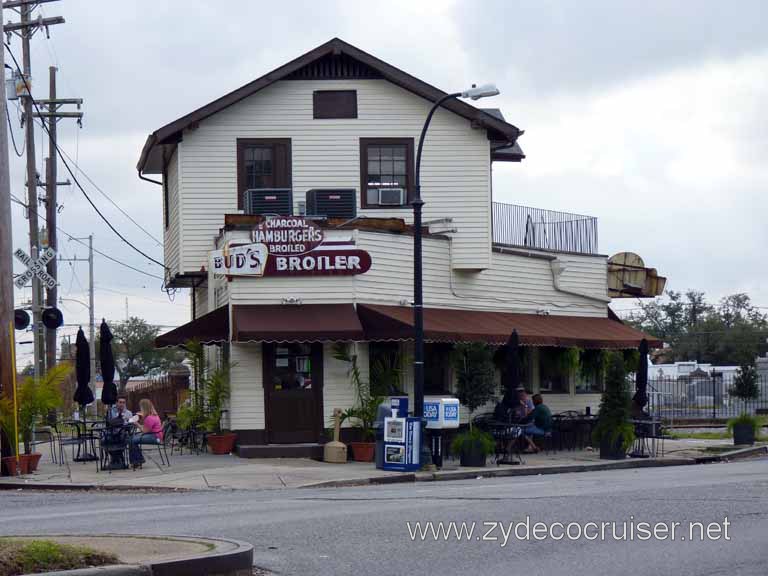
[592, 353, 635, 459]
[203, 366, 235, 454]
[450, 342, 497, 467]
[728, 364, 760, 445]
[0, 363, 70, 474]
[333, 344, 382, 462]
[184, 340, 235, 455]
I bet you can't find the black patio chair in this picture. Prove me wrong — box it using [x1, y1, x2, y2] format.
[98, 423, 131, 472]
[130, 424, 171, 467]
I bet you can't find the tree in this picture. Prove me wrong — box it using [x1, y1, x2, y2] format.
[450, 342, 497, 430]
[111, 317, 183, 393]
[729, 364, 759, 413]
[627, 290, 767, 365]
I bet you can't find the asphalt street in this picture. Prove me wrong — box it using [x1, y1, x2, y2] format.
[1, 459, 766, 576]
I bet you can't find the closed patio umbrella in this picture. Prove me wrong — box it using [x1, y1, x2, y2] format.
[633, 338, 649, 410]
[73, 327, 94, 408]
[501, 330, 521, 408]
[100, 320, 117, 407]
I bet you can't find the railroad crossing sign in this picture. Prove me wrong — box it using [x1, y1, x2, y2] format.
[14, 247, 57, 290]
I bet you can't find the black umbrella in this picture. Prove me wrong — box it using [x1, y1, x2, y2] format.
[73, 327, 94, 407]
[501, 330, 521, 407]
[632, 338, 649, 409]
[99, 320, 117, 406]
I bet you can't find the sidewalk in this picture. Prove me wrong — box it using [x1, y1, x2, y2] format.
[0, 438, 760, 491]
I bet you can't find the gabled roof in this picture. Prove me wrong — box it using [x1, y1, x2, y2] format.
[138, 37, 523, 174]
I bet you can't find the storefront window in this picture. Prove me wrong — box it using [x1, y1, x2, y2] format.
[539, 347, 574, 394]
[369, 342, 405, 396]
[272, 343, 314, 390]
[575, 350, 605, 394]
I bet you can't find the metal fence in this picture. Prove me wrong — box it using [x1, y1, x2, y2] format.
[639, 375, 768, 421]
[492, 202, 599, 255]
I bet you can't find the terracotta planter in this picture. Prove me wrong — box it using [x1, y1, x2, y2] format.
[2, 456, 18, 477]
[25, 452, 42, 472]
[349, 442, 375, 462]
[17, 454, 32, 475]
[207, 432, 237, 455]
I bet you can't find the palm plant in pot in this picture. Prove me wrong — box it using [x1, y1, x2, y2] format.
[184, 340, 235, 455]
[728, 364, 760, 445]
[592, 353, 634, 459]
[0, 363, 70, 474]
[450, 343, 497, 467]
[333, 344, 383, 462]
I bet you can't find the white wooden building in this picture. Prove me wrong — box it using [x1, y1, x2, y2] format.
[140, 39, 656, 456]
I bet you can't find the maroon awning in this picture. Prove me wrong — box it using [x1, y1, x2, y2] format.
[233, 303, 364, 342]
[155, 306, 229, 348]
[357, 304, 661, 349]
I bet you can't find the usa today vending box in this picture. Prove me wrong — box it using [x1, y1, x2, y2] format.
[382, 416, 421, 471]
[424, 397, 461, 429]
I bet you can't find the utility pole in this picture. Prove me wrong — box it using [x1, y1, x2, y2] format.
[39, 66, 83, 371]
[0, 15, 16, 459]
[59, 235, 95, 411]
[4, 0, 65, 379]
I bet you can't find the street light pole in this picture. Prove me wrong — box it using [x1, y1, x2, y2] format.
[412, 85, 500, 468]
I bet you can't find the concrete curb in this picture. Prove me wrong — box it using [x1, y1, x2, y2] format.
[0, 482, 194, 493]
[20, 535, 253, 576]
[299, 457, 697, 488]
[694, 444, 768, 464]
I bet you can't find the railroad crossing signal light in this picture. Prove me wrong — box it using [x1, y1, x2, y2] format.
[41, 307, 64, 329]
[14, 309, 30, 330]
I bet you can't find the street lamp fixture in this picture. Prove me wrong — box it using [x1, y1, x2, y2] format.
[412, 84, 500, 468]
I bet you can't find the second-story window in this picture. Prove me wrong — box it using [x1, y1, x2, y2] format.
[236, 139, 292, 211]
[360, 137, 414, 208]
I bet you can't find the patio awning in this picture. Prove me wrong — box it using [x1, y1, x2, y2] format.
[232, 303, 365, 342]
[155, 306, 229, 348]
[356, 304, 661, 349]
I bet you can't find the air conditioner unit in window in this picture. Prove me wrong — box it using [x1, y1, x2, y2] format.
[244, 188, 293, 216]
[306, 189, 357, 219]
[377, 187, 405, 206]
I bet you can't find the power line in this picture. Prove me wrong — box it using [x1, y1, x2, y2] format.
[10, 193, 164, 280]
[4, 43, 167, 272]
[55, 144, 163, 247]
[5, 100, 25, 157]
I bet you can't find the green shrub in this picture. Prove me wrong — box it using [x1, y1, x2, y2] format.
[451, 427, 496, 456]
[592, 353, 635, 451]
[727, 414, 761, 435]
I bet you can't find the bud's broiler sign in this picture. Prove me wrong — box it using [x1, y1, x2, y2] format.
[210, 217, 372, 277]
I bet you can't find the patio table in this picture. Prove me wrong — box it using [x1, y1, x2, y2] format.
[63, 419, 102, 462]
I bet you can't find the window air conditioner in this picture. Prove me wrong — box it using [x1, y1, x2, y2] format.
[377, 187, 405, 206]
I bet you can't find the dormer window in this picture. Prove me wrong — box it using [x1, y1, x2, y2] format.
[360, 137, 414, 208]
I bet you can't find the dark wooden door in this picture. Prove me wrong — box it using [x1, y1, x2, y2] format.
[263, 343, 323, 444]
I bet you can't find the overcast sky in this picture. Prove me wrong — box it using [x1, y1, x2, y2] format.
[8, 0, 768, 366]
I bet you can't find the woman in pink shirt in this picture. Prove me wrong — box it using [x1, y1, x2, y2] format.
[129, 398, 164, 469]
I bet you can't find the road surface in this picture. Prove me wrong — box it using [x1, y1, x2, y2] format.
[2, 459, 766, 575]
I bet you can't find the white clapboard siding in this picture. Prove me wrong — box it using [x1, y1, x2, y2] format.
[164, 149, 181, 278]
[322, 343, 368, 429]
[355, 232, 608, 316]
[229, 343, 265, 431]
[193, 284, 208, 318]
[176, 79, 492, 274]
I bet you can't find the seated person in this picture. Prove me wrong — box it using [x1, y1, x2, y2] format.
[107, 397, 132, 424]
[512, 386, 534, 421]
[128, 398, 164, 469]
[522, 394, 552, 453]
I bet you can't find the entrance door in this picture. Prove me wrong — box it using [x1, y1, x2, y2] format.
[263, 343, 323, 444]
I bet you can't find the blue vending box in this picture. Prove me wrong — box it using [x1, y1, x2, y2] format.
[381, 415, 421, 472]
[389, 396, 409, 418]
